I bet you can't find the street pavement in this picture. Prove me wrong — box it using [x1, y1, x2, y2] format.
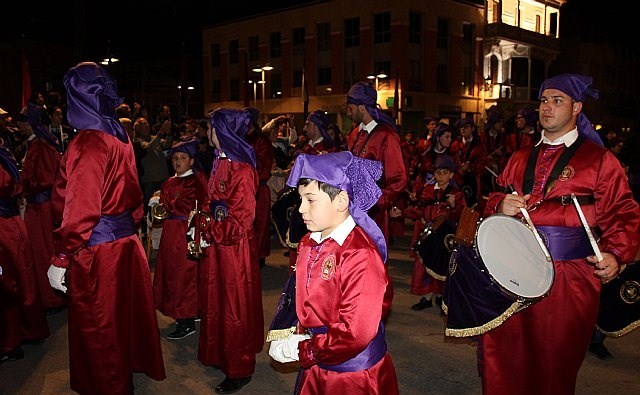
[1, 232, 639, 394]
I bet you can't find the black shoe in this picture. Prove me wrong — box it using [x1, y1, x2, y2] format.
[45, 305, 67, 316]
[411, 297, 433, 311]
[0, 346, 24, 363]
[166, 323, 196, 340]
[215, 376, 251, 394]
[589, 342, 613, 360]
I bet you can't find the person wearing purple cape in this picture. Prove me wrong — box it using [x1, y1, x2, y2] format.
[48, 62, 166, 395]
[268, 151, 398, 395]
[480, 73, 640, 395]
[197, 108, 264, 394]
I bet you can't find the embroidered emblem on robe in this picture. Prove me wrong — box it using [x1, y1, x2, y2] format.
[320, 255, 336, 280]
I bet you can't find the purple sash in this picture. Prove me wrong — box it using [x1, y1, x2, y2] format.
[308, 321, 387, 372]
[536, 226, 594, 261]
[87, 211, 135, 247]
[26, 190, 51, 204]
[0, 197, 19, 218]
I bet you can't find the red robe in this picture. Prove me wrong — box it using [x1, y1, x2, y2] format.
[295, 225, 398, 395]
[153, 171, 208, 320]
[22, 137, 65, 309]
[0, 162, 49, 351]
[248, 131, 274, 260]
[481, 140, 640, 395]
[52, 130, 166, 395]
[450, 137, 488, 211]
[347, 122, 407, 317]
[198, 157, 264, 378]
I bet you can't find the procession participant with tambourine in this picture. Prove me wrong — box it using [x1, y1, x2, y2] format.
[197, 108, 264, 394]
[404, 155, 464, 311]
[478, 74, 640, 395]
[152, 138, 208, 340]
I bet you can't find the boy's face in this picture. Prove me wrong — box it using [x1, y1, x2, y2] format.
[172, 152, 194, 176]
[434, 168, 453, 186]
[298, 180, 349, 239]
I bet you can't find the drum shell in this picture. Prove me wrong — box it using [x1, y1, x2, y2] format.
[271, 187, 308, 248]
[597, 263, 640, 337]
[416, 219, 457, 281]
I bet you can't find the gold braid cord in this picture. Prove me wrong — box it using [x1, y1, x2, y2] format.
[266, 326, 297, 342]
[444, 301, 524, 338]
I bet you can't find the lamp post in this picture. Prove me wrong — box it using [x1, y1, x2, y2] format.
[367, 72, 387, 90]
[248, 80, 258, 108]
[252, 65, 273, 114]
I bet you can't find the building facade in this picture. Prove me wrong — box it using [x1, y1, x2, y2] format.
[202, 0, 565, 134]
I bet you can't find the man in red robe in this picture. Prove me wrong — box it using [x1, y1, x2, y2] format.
[48, 62, 166, 395]
[16, 104, 66, 314]
[480, 73, 640, 395]
[0, 143, 49, 362]
[345, 81, 407, 318]
[198, 108, 264, 394]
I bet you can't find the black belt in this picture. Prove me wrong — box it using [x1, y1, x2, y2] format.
[546, 194, 595, 206]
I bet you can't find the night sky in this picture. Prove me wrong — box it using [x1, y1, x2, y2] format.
[2, 1, 634, 64]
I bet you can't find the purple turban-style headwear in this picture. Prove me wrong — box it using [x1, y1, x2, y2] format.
[21, 103, 62, 152]
[0, 145, 20, 181]
[170, 137, 198, 158]
[242, 106, 261, 130]
[210, 108, 257, 168]
[517, 107, 538, 128]
[307, 110, 334, 148]
[63, 62, 128, 143]
[346, 82, 397, 132]
[538, 73, 603, 146]
[286, 151, 387, 262]
[434, 154, 456, 172]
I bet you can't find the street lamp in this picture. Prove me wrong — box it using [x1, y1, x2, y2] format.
[248, 80, 258, 108]
[367, 72, 388, 90]
[99, 40, 119, 66]
[252, 65, 273, 114]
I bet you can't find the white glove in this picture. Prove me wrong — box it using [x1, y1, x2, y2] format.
[148, 195, 160, 207]
[186, 227, 210, 248]
[268, 334, 311, 363]
[47, 265, 67, 293]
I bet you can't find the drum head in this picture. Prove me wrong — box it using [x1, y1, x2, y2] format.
[476, 215, 554, 299]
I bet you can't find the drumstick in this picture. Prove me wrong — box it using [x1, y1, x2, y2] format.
[571, 193, 604, 262]
[484, 166, 499, 178]
[511, 190, 552, 262]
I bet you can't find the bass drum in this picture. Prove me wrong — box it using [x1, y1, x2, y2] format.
[415, 218, 457, 281]
[271, 187, 307, 248]
[597, 263, 640, 337]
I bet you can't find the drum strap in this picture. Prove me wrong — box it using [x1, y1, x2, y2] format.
[522, 137, 585, 196]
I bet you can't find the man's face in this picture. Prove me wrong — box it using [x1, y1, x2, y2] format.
[52, 109, 64, 125]
[346, 104, 364, 124]
[427, 121, 438, 132]
[538, 88, 580, 136]
[460, 125, 473, 139]
[303, 120, 319, 141]
[434, 168, 454, 186]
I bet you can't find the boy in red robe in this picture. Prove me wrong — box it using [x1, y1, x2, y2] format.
[268, 151, 399, 395]
[152, 138, 208, 339]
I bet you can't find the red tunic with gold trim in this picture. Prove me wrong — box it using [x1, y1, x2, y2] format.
[0, 159, 49, 351]
[198, 157, 264, 378]
[347, 123, 407, 317]
[481, 140, 640, 395]
[52, 130, 166, 395]
[295, 226, 398, 395]
[21, 136, 64, 309]
[248, 130, 274, 260]
[153, 170, 208, 320]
